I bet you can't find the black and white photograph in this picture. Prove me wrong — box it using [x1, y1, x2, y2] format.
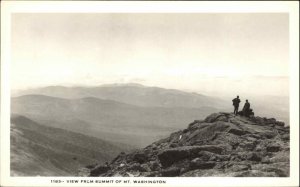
[1, 1, 299, 187]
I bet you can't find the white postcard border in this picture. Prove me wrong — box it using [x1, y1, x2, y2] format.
[1, 1, 299, 187]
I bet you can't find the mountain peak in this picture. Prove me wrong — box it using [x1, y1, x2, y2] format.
[87, 112, 289, 177]
[99, 83, 146, 88]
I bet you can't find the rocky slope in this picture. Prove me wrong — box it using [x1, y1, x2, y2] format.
[87, 112, 290, 177]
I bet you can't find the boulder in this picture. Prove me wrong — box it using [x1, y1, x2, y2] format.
[140, 163, 151, 172]
[127, 163, 144, 172]
[198, 151, 215, 161]
[132, 152, 148, 164]
[204, 113, 228, 123]
[157, 147, 191, 167]
[261, 156, 271, 164]
[258, 131, 277, 139]
[237, 141, 256, 151]
[269, 151, 290, 163]
[169, 143, 179, 148]
[228, 164, 250, 172]
[266, 118, 277, 124]
[180, 169, 228, 177]
[252, 163, 288, 177]
[266, 144, 281, 152]
[197, 145, 224, 154]
[188, 122, 210, 131]
[235, 170, 278, 177]
[188, 120, 202, 129]
[126, 171, 140, 177]
[90, 165, 110, 176]
[143, 171, 160, 177]
[187, 122, 232, 145]
[227, 128, 247, 136]
[149, 161, 161, 171]
[246, 152, 262, 162]
[161, 167, 181, 177]
[215, 154, 231, 161]
[158, 145, 224, 167]
[281, 134, 289, 141]
[190, 158, 216, 170]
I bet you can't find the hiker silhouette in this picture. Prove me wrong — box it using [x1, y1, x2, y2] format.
[235, 99, 255, 117]
[232, 95, 240, 115]
[243, 100, 251, 117]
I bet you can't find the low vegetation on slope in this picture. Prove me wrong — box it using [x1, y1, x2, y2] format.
[87, 112, 289, 177]
[11, 115, 133, 176]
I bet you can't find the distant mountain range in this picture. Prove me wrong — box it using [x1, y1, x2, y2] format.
[11, 114, 132, 176]
[11, 94, 220, 147]
[12, 83, 226, 108]
[11, 83, 289, 146]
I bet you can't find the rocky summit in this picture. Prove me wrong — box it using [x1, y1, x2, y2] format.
[86, 112, 290, 177]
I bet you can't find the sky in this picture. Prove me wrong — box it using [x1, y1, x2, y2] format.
[11, 13, 289, 96]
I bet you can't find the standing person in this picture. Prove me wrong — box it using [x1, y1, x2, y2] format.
[232, 95, 241, 115]
[243, 99, 251, 117]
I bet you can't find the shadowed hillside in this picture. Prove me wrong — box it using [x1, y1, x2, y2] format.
[10, 114, 133, 176]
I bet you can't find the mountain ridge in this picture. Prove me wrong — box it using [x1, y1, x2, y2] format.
[12, 94, 140, 108]
[86, 112, 289, 177]
[12, 84, 289, 125]
[12, 84, 225, 109]
[12, 94, 219, 147]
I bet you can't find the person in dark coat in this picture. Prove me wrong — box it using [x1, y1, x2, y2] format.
[243, 99, 251, 117]
[232, 96, 241, 115]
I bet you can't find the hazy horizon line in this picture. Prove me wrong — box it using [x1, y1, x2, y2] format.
[11, 80, 290, 98]
[11, 75, 289, 90]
